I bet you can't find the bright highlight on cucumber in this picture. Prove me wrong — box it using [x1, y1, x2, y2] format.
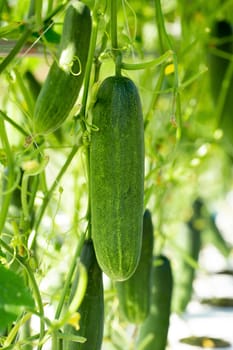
[33, 1, 92, 135]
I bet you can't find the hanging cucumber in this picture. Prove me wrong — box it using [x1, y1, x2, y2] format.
[136, 255, 173, 350]
[33, 1, 92, 135]
[90, 75, 144, 281]
[202, 213, 232, 257]
[64, 240, 104, 350]
[172, 199, 202, 314]
[115, 209, 154, 323]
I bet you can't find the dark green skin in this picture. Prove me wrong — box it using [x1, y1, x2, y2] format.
[115, 209, 154, 323]
[33, 1, 91, 135]
[208, 20, 233, 147]
[136, 255, 173, 350]
[172, 201, 202, 314]
[90, 76, 144, 281]
[64, 240, 104, 350]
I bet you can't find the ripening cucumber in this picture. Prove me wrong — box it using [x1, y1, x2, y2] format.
[115, 209, 154, 323]
[64, 240, 104, 350]
[90, 75, 144, 281]
[136, 255, 173, 350]
[33, 1, 91, 135]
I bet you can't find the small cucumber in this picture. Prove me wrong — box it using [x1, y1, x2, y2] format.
[202, 213, 232, 257]
[172, 199, 202, 314]
[64, 240, 104, 350]
[90, 75, 144, 281]
[136, 255, 173, 350]
[115, 209, 154, 323]
[33, 1, 91, 135]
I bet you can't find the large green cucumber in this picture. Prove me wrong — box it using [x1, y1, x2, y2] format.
[115, 209, 154, 323]
[90, 75, 144, 281]
[208, 20, 233, 146]
[136, 255, 173, 350]
[64, 240, 104, 350]
[33, 1, 91, 135]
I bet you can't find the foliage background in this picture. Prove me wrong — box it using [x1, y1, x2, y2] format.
[0, 0, 233, 349]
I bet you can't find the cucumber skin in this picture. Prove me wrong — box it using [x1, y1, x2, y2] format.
[136, 255, 173, 350]
[90, 76, 144, 281]
[115, 209, 154, 323]
[64, 240, 104, 350]
[33, 1, 91, 135]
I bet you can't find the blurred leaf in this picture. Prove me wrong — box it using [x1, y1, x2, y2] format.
[0, 263, 35, 331]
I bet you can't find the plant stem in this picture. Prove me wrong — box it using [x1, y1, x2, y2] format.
[23, 262, 45, 350]
[215, 58, 233, 128]
[54, 232, 86, 320]
[0, 110, 28, 136]
[0, 240, 45, 349]
[0, 28, 32, 74]
[46, 0, 54, 16]
[121, 50, 172, 70]
[13, 68, 34, 116]
[111, 0, 118, 50]
[33, 143, 80, 238]
[35, 0, 43, 30]
[78, 3, 102, 240]
[21, 175, 30, 222]
[154, 0, 182, 140]
[3, 313, 32, 348]
[0, 117, 15, 234]
[51, 233, 86, 349]
[110, 0, 121, 76]
[144, 65, 165, 129]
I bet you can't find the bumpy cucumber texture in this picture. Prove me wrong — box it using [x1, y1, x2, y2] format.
[115, 209, 154, 323]
[90, 75, 144, 281]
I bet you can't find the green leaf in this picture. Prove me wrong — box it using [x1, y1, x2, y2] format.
[0, 264, 35, 331]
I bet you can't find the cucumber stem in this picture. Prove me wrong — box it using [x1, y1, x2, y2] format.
[111, 0, 118, 50]
[110, 0, 122, 76]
